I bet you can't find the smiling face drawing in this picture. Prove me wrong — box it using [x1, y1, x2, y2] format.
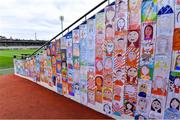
[128, 67, 137, 78]
[128, 31, 139, 46]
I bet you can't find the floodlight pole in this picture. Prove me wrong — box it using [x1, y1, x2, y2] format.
[59, 16, 64, 37]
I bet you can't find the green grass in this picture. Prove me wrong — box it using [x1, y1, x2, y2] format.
[0, 49, 35, 69]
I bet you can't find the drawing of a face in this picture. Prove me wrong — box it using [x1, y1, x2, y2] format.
[117, 18, 125, 30]
[104, 88, 112, 100]
[52, 56, 56, 64]
[138, 97, 147, 112]
[88, 90, 95, 103]
[144, 25, 153, 39]
[128, 67, 137, 78]
[144, 42, 153, 54]
[95, 76, 103, 87]
[116, 69, 124, 80]
[74, 83, 79, 91]
[107, 42, 114, 54]
[96, 47, 103, 57]
[104, 57, 113, 70]
[128, 51, 136, 61]
[106, 25, 114, 39]
[103, 104, 111, 114]
[104, 74, 113, 87]
[170, 98, 180, 110]
[96, 60, 103, 71]
[141, 65, 150, 76]
[174, 77, 180, 87]
[139, 84, 148, 93]
[151, 99, 161, 113]
[56, 40, 60, 49]
[128, 31, 139, 44]
[175, 55, 180, 67]
[106, 6, 115, 22]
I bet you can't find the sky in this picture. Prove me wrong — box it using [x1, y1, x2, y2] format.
[0, 0, 113, 40]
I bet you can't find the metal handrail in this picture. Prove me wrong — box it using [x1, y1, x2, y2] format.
[29, 0, 108, 58]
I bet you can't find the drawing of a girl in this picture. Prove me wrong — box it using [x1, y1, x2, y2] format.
[117, 18, 125, 31]
[164, 98, 180, 119]
[127, 67, 138, 85]
[151, 99, 161, 113]
[144, 24, 153, 40]
[105, 6, 115, 24]
[175, 55, 180, 70]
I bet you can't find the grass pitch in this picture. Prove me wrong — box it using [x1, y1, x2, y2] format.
[0, 49, 35, 69]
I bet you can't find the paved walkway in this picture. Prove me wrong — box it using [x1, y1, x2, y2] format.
[0, 74, 111, 119]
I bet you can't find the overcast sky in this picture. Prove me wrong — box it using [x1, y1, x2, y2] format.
[0, 0, 114, 40]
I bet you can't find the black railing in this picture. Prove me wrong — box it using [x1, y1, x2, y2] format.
[29, 0, 109, 58]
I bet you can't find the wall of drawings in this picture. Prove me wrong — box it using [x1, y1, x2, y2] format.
[14, 0, 180, 119]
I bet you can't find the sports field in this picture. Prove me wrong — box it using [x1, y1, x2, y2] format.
[0, 49, 35, 69]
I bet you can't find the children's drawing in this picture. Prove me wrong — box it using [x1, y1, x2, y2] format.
[105, 5, 115, 25]
[174, 55, 180, 71]
[141, 41, 154, 65]
[103, 87, 113, 102]
[104, 57, 113, 74]
[105, 41, 114, 56]
[173, 29, 180, 50]
[140, 65, 151, 80]
[88, 89, 95, 105]
[137, 97, 148, 113]
[56, 39, 61, 51]
[149, 96, 165, 119]
[129, 0, 142, 29]
[73, 30, 80, 43]
[95, 59, 103, 75]
[127, 67, 138, 85]
[50, 42, 56, 56]
[164, 96, 180, 119]
[104, 74, 113, 88]
[141, 0, 157, 22]
[103, 103, 112, 115]
[73, 44, 80, 57]
[124, 101, 135, 116]
[127, 30, 140, 48]
[61, 37, 67, 49]
[106, 24, 114, 41]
